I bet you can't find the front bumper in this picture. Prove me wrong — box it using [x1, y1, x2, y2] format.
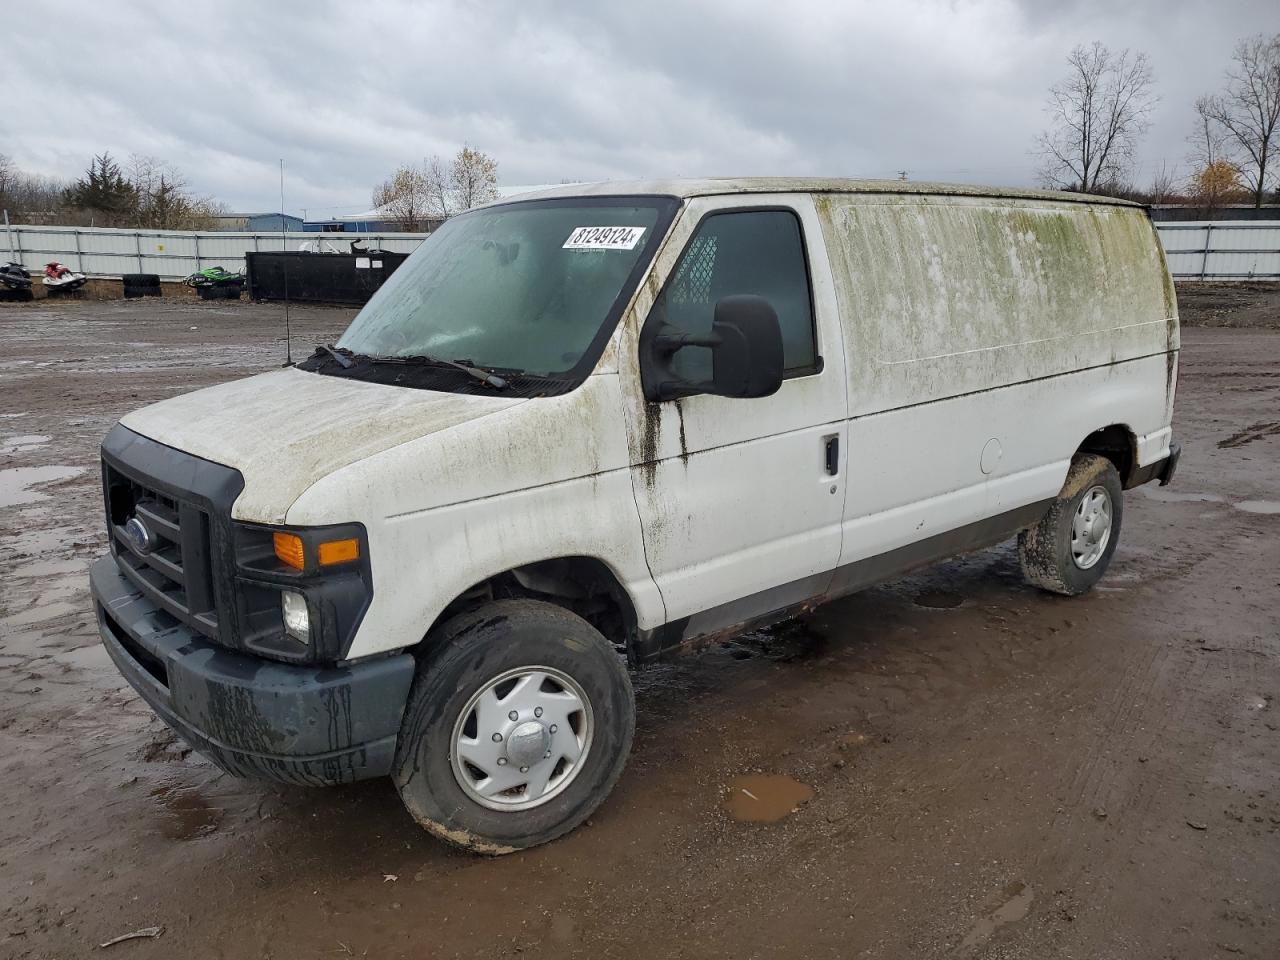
[91, 556, 414, 786]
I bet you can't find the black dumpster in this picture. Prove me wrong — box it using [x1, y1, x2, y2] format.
[245, 251, 410, 305]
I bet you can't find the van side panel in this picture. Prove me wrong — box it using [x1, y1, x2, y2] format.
[817, 193, 1177, 571]
[816, 194, 1178, 418]
[840, 353, 1171, 568]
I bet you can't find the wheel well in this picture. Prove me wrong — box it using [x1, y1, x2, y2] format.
[421, 557, 640, 662]
[1077, 425, 1137, 486]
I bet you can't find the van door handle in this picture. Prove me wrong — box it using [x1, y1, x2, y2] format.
[824, 435, 839, 475]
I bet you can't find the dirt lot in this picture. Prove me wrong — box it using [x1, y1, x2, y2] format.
[1, 289, 1278, 959]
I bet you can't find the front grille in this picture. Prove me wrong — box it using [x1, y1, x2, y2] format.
[105, 463, 219, 639]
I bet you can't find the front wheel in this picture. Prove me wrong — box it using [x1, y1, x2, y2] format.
[393, 599, 635, 854]
[1019, 453, 1123, 596]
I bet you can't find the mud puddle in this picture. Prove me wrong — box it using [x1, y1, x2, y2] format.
[1140, 488, 1227, 504]
[1140, 488, 1280, 515]
[9, 557, 88, 579]
[0, 433, 50, 455]
[913, 588, 964, 609]
[1234, 500, 1280, 515]
[958, 881, 1035, 951]
[149, 784, 223, 840]
[725, 774, 814, 822]
[0, 465, 84, 507]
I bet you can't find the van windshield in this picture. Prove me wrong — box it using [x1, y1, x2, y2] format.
[331, 197, 677, 384]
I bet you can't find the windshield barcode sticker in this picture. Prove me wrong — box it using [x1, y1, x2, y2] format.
[563, 226, 646, 250]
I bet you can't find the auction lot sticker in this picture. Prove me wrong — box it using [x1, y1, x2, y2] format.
[563, 226, 646, 250]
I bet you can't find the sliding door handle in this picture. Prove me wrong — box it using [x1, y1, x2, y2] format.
[824, 435, 839, 476]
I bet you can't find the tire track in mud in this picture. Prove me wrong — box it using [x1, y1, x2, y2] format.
[1218, 420, 1280, 449]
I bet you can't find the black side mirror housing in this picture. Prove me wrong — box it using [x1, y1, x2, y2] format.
[641, 295, 784, 401]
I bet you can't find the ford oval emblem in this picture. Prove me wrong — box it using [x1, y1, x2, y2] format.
[123, 515, 156, 555]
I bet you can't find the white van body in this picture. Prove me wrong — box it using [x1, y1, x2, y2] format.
[91, 179, 1179, 851]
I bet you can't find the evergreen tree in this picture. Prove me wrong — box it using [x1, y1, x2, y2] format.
[63, 153, 138, 224]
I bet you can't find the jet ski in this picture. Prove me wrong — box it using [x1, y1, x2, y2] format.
[43, 261, 88, 290]
[1, 261, 31, 289]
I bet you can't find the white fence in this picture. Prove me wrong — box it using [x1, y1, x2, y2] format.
[2, 219, 1276, 282]
[0, 223, 430, 280]
[1153, 221, 1280, 280]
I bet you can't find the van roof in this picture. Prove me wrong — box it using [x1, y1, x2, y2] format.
[500, 178, 1144, 208]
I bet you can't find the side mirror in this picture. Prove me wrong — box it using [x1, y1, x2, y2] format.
[641, 295, 784, 401]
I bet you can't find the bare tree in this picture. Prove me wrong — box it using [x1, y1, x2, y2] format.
[372, 164, 430, 231]
[1145, 161, 1180, 205]
[423, 154, 453, 220]
[0, 153, 13, 204]
[2, 169, 68, 223]
[1193, 34, 1280, 208]
[418, 147, 499, 219]
[1035, 42, 1157, 193]
[1188, 96, 1229, 172]
[449, 145, 499, 211]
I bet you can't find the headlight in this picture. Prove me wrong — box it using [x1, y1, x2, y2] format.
[234, 521, 371, 663]
[281, 590, 311, 643]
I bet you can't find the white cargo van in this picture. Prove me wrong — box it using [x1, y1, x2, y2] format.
[91, 179, 1180, 852]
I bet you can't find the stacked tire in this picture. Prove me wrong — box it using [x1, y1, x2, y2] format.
[196, 280, 243, 301]
[122, 274, 162, 299]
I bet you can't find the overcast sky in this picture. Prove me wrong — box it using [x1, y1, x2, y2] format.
[2, 0, 1274, 218]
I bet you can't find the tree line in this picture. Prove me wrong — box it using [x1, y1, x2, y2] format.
[371, 145, 500, 231]
[0, 151, 226, 229]
[1035, 33, 1280, 211]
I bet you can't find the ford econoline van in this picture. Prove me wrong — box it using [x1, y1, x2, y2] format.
[91, 179, 1180, 852]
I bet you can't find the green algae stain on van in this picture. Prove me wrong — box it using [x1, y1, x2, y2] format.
[816, 191, 1175, 417]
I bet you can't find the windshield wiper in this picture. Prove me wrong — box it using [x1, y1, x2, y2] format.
[359, 352, 509, 389]
[317, 344, 353, 369]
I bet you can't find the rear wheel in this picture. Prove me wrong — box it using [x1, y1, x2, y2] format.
[1019, 453, 1123, 596]
[393, 599, 634, 854]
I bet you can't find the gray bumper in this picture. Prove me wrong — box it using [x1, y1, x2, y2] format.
[91, 556, 414, 785]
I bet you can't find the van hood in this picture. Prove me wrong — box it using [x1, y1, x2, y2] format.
[119, 367, 524, 523]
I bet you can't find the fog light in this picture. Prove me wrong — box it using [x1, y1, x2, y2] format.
[281, 590, 310, 643]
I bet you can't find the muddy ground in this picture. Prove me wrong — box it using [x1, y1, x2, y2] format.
[1, 288, 1278, 959]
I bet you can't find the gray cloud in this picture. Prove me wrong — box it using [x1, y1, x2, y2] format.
[2, 0, 1272, 215]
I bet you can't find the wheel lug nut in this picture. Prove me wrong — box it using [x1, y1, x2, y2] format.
[544, 751, 551, 759]
[508, 710, 519, 721]
[549, 724, 558, 733]
[519, 766, 529, 773]
[534, 707, 543, 718]
[491, 732, 502, 742]
[497, 757, 507, 765]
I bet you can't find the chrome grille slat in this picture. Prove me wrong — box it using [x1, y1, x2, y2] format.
[133, 500, 181, 541]
[111, 525, 186, 585]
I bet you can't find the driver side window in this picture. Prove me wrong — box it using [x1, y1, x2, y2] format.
[649, 209, 818, 381]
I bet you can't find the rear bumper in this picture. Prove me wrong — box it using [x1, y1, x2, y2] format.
[1128, 440, 1181, 489]
[91, 556, 414, 786]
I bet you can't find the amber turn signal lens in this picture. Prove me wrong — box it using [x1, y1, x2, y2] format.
[317, 538, 360, 566]
[273, 532, 306, 570]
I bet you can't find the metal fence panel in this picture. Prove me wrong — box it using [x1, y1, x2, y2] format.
[1154, 221, 1280, 280]
[4, 218, 1276, 282]
[0, 223, 430, 280]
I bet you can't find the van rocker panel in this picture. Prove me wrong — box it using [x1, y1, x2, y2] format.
[91, 556, 414, 785]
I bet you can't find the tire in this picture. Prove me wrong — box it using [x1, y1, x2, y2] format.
[393, 599, 635, 854]
[121, 273, 161, 286]
[1019, 453, 1123, 596]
